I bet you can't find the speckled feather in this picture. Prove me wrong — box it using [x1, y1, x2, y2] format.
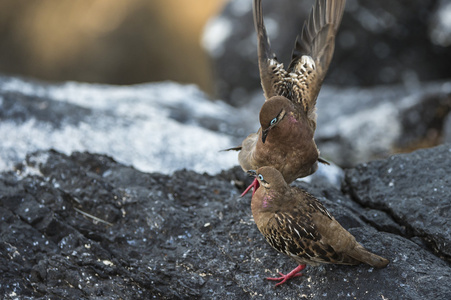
[252, 167, 389, 269]
[260, 189, 363, 266]
[254, 0, 346, 127]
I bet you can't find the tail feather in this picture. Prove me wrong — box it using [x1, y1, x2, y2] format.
[348, 244, 389, 268]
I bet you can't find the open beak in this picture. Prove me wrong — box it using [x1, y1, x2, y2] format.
[241, 170, 259, 197]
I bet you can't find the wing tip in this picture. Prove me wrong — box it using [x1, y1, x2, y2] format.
[291, 0, 346, 64]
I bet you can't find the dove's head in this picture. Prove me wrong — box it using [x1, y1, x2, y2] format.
[259, 96, 295, 143]
[250, 166, 290, 215]
[255, 166, 288, 192]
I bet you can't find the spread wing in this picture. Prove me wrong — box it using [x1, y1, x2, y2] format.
[253, 0, 290, 100]
[253, 0, 346, 117]
[288, 0, 346, 113]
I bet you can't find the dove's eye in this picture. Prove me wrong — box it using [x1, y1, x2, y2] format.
[270, 117, 277, 125]
[258, 174, 264, 181]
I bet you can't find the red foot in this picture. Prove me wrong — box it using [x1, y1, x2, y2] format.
[266, 264, 306, 287]
[240, 177, 260, 197]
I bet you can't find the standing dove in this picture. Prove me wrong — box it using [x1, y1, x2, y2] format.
[251, 166, 389, 286]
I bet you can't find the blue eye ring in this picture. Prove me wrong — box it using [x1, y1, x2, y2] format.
[258, 174, 264, 181]
[270, 117, 277, 125]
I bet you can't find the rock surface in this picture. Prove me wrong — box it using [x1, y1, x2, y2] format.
[315, 81, 451, 167]
[0, 76, 245, 175]
[205, 0, 451, 106]
[1, 147, 450, 299]
[1, 75, 450, 172]
[344, 144, 451, 258]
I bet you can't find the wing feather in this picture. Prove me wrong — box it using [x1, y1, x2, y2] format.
[253, 0, 346, 121]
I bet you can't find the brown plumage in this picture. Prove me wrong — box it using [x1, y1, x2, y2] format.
[229, 0, 345, 196]
[251, 167, 389, 286]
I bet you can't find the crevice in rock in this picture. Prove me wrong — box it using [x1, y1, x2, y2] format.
[341, 183, 409, 235]
[342, 179, 451, 264]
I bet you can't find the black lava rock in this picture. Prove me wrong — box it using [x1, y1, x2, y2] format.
[344, 143, 451, 259]
[1, 147, 450, 299]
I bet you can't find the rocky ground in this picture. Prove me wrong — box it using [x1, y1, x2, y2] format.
[1, 145, 450, 299]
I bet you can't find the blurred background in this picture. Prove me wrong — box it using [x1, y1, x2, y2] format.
[0, 0, 226, 94]
[0, 0, 450, 104]
[1, 0, 451, 171]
